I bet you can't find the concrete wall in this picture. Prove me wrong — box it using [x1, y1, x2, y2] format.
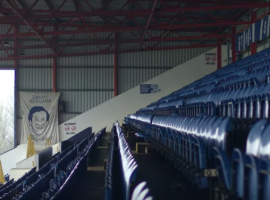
[9, 168, 32, 181]
[59, 47, 225, 138]
[0, 144, 27, 175]
[16, 154, 39, 169]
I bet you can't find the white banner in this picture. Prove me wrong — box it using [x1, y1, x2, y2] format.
[20, 92, 60, 151]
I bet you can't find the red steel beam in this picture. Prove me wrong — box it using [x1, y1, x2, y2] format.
[141, 0, 158, 44]
[0, 34, 230, 51]
[217, 38, 221, 69]
[250, 10, 257, 55]
[0, 24, 13, 57]
[114, 32, 117, 97]
[14, 25, 18, 68]
[5, 0, 58, 56]
[0, 14, 238, 24]
[1, 3, 270, 18]
[53, 25, 57, 92]
[0, 21, 252, 38]
[53, 56, 57, 92]
[0, 43, 216, 61]
[136, 0, 260, 5]
[231, 26, 236, 63]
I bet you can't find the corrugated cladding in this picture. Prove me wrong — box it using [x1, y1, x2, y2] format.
[17, 67, 52, 91]
[57, 54, 113, 67]
[117, 46, 211, 93]
[60, 91, 113, 113]
[57, 68, 113, 90]
[118, 68, 168, 94]
[118, 48, 209, 68]
[116, 31, 213, 93]
[18, 58, 53, 67]
[58, 113, 79, 124]
[8, 28, 214, 124]
[0, 60, 14, 68]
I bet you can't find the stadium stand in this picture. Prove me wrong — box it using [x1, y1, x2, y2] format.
[0, 124, 153, 200]
[125, 47, 270, 200]
[0, 128, 103, 200]
[4, 46, 270, 200]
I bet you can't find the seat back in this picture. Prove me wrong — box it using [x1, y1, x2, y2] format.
[246, 119, 269, 157]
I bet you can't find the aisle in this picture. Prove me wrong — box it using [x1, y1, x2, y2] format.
[74, 132, 110, 200]
[126, 136, 208, 200]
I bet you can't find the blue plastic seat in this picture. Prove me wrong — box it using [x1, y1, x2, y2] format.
[244, 155, 259, 200]
[131, 182, 153, 200]
[216, 117, 232, 152]
[246, 119, 269, 157]
[231, 149, 244, 198]
[213, 147, 231, 191]
[258, 159, 270, 200]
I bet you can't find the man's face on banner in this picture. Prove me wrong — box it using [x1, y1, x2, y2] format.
[29, 111, 49, 135]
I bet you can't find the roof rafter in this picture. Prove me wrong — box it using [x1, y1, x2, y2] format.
[6, 0, 58, 56]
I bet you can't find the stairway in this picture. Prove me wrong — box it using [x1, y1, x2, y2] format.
[74, 132, 110, 200]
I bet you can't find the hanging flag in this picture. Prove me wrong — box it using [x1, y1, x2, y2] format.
[20, 92, 60, 151]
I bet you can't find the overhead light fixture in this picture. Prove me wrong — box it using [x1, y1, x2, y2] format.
[19, 50, 25, 56]
[2, 38, 9, 47]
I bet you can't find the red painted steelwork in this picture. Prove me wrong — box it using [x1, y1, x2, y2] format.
[0, 34, 230, 51]
[6, 0, 58, 56]
[114, 32, 118, 97]
[0, 3, 269, 18]
[141, 0, 158, 45]
[0, 43, 217, 61]
[53, 25, 57, 92]
[217, 38, 221, 69]
[0, 22, 252, 39]
[14, 25, 18, 68]
[251, 11, 257, 55]
[0, 0, 265, 60]
[53, 56, 56, 92]
[231, 26, 236, 63]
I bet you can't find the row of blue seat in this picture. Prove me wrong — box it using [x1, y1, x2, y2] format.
[125, 114, 270, 199]
[105, 127, 114, 200]
[50, 130, 103, 200]
[107, 122, 153, 200]
[125, 114, 254, 183]
[0, 167, 37, 200]
[125, 47, 270, 200]
[126, 115, 217, 187]
[138, 81, 270, 119]
[0, 128, 104, 200]
[139, 47, 270, 114]
[213, 119, 270, 200]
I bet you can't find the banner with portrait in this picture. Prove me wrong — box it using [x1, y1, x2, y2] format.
[20, 92, 60, 151]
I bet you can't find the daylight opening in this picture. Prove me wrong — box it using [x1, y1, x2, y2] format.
[0, 70, 15, 154]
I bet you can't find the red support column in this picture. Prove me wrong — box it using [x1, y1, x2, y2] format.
[251, 11, 257, 55]
[53, 26, 57, 92]
[53, 56, 56, 92]
[14, 25, 18, 68]
[114, 32, 118, 97]
[217, 38, 222, 69]
[231, 26, 237, 63]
